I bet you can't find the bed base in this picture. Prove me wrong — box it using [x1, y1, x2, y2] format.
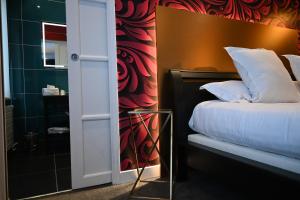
[189, 134, 300, 182]
[169, 69, 300, 181]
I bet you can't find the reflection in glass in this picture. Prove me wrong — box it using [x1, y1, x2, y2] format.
[42, 22, 67, 68]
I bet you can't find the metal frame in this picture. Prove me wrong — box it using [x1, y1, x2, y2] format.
[188, 138, 300, 181]
[128, 109, 173, 200]
[42, 22, 67, 69]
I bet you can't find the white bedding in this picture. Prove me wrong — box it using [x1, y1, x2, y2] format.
[189, 100, 300, 159]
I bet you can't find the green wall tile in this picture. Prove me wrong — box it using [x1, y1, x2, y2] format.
[8, 0, 68, 137]
[7, 0, 22, 19]
[23, 45, 43, 68]
[54, 70, 69, 92]
[9, 70, 14, 95]
[52, 0, 65, 3]
[9, 44, 23, 68]
[24, 70, 44, 93]
[23, 21, 42, 45]
[22, 0, 66, 24]
[11, 69, 24, 94]
[8, 20, 22, 44]
[24, 69, 68, 93]
[22, 0, 43, 22]
[13, 118, 26, 141]
[12, 94, 25, 118]
[26, 117, 45, 134]
[25, 94, 43, 117]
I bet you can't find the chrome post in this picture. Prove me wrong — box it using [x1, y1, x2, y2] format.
[127, 109, 173, 200]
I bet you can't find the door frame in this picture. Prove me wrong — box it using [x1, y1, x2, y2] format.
[0, 0, 8, 198]
[0, 54, 7, 200]
[66, 0, 121, 187]
[0, 82, 7, 200]
[66, 0, 160, 186]
[105, 0, 121, 184]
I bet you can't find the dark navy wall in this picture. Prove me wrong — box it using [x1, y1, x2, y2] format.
[7, 0, 68, 140]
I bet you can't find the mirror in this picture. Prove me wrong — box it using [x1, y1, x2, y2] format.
[42, 22, 67, 68]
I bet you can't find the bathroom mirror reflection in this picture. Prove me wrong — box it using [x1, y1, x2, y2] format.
[42, 22, 67, 68]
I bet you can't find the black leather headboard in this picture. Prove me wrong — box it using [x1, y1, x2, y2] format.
[170, 70, 240, 145]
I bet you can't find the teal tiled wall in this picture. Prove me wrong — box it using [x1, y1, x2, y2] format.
[7, 0, 68, 139]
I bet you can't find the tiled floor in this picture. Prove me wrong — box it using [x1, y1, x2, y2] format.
[7, 144, 71, 199]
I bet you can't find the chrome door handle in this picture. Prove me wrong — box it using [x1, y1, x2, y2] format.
[71, 53, 79, 61]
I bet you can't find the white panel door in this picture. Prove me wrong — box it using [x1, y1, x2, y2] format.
[66, 0, 119, 189]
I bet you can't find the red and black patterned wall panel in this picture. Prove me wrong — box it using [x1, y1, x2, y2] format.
[116, 0, 159, 170]
[115, 0, 300, 171]
[159, 0, 299, 28]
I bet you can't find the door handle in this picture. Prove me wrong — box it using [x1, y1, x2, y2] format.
[71, 53, 79, 61]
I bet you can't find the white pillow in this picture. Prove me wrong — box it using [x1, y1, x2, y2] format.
[200, 81, 251, 102]
[225, 47, 300, 103]
[283, 55, 300, 81]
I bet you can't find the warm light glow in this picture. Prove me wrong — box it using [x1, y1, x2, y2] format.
[259, 28, 295, 49]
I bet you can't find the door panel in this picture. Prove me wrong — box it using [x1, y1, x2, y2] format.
[79, 1, 108, 56]
[66, 0, 118, 189]
[81, 61, 110, 115]
[82, 120, 111, 175]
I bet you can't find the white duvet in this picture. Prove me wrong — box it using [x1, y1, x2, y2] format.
[189, 100, 300, 159]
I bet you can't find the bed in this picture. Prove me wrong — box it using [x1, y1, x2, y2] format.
[170, 69, 300, 181]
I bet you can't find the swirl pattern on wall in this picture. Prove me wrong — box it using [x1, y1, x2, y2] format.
[116, 0, 300, 171]
[159, 0, 299, 28]
[116, 0, 159, 170]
